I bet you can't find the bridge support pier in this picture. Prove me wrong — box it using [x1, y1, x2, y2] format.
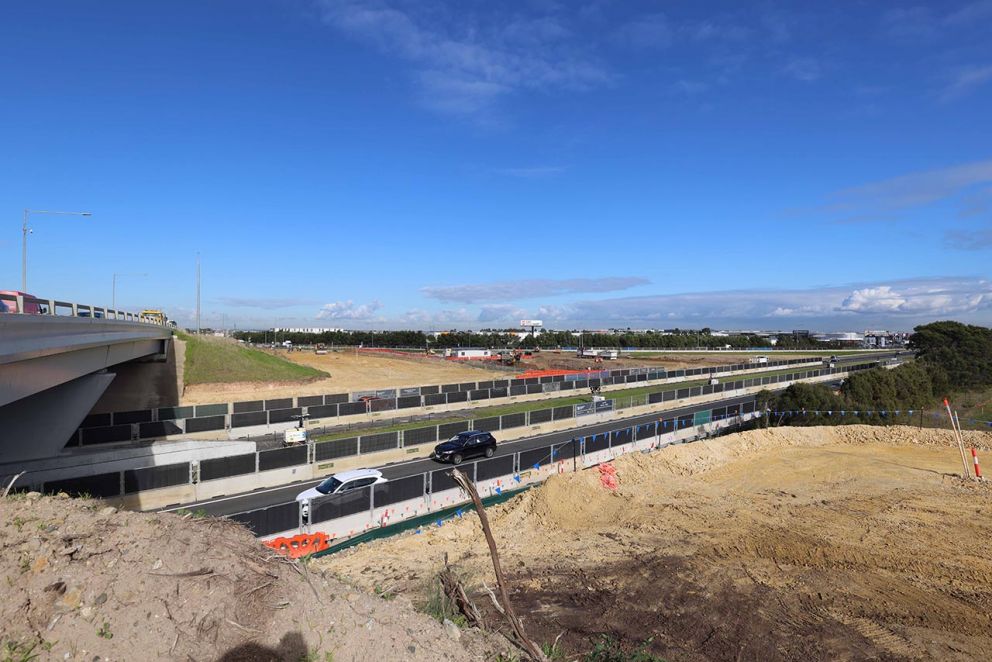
[0, 372, 115, 464]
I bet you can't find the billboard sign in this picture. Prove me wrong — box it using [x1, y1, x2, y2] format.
[519, 319, 543, 327]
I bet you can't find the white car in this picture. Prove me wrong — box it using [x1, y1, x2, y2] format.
[297, 468, 387, 519]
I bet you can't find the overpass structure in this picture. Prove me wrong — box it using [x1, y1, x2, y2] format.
[0, 293, 173, 464]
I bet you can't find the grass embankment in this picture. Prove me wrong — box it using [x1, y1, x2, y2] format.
[312, 364, 828, 442]
[179, 332, 328, 385]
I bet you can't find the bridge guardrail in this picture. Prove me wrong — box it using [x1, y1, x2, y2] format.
[0, 291, 168, 325]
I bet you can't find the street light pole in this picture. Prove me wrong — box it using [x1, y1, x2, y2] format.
[22, 209, 93, 291]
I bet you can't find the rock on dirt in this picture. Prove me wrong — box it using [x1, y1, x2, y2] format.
[0, 496, 509, 661]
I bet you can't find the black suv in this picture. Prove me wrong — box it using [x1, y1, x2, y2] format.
[431, 430, 497, 464]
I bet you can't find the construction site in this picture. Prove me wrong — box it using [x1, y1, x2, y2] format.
[320, 424, 992, 661]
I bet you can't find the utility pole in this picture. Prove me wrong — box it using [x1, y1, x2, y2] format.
[195, 252, 201, 334]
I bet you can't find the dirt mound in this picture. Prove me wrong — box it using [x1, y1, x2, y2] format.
[0, 494, 506, 661]
[324, 425, 992, 660]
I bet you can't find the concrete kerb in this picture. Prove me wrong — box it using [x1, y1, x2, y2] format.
[262, 411, 762, 543]
[117, 369, 851, 512]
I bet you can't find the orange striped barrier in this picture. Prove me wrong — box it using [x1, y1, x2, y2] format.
[264, 532, 331, 559]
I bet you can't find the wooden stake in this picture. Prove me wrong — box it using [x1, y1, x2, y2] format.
[944, 399, 971, 479]
[450, 468, 547, 662]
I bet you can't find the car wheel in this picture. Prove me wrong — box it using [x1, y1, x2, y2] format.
[451, 454, 463, 465]
[484, 447, 494, 458]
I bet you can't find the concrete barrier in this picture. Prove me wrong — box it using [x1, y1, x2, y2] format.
[115, 366, 856, 511]
[261, 411, 761, 542]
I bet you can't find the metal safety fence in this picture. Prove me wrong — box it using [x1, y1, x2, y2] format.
[30, 361, 882, 502]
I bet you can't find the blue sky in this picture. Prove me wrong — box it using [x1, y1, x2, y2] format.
[1, 0, 991, 331]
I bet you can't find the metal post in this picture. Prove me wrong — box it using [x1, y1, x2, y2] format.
[195, 253, 201, 335]
[21, 209, 28, 291]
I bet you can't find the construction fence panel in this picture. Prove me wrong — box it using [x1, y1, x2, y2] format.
[200, 454, 257, 481]
[373, 474, 426, 508]
[229, 501, 299, 537]
[310, 487, 372, 524]
[258, 445, 308, 472]
[315, 438, 358, 461]
[124, 463, 191, 494]
[403, 426, 438, 446]
[475, 455, 514, 481]
[359, 431, 399, 454]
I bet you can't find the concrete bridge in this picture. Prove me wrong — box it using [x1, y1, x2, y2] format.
[0, 295, 173, 463]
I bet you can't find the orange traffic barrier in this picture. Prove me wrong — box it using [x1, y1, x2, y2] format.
[598, 462, 618, 490]
[264, 532, 331, 559]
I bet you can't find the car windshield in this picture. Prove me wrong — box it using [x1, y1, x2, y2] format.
[315, 477, 344, 495]
[447, 433, 473, 443]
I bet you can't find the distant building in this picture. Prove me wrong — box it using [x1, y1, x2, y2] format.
[444, 348, 492, 359]
[863, 330, 908, 348]
[812, 332, 863, 346]
[273, 327, 344, 333]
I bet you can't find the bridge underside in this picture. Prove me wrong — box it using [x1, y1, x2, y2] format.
[0, 315, 172, 463]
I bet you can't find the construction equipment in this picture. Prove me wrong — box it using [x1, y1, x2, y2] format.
[497, 350, 523, 366]
[141, 309, 166, 324]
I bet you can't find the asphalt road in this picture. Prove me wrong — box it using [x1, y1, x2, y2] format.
[165, 352, 900, 518]
[167, 392, 759, 517]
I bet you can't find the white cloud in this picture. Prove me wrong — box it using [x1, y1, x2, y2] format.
[611, 13, 673, 50]
[944, 0, 992, 26]
[941, 64, 992, 102]
[797, 158, 992, 223]
[783, 58, 821, 82]
[215, 296, 316, 309]
[528, 277, 992, 329]
[477, 304, 529, 323]
[837, 282, 992, 315]
[944, 227, 992, 250]
[316, 0, 609, 115]
[421, 276, 650, 303]
[400, 307, 475, 325]
[316, 300, 383, 320]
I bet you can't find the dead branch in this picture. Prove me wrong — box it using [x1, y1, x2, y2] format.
[298, 558, 321, 601]
[481, 581, 506, 615]
[2, 472, 25, 497]
[225, 618, 260, 633]
[242, 581, 273, 598]
[439, 561, 485, 629]
[149, 567, 215, 578]
[450, 467, 547, 662]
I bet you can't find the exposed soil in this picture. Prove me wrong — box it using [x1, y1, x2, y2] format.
[322, 425, 992, 661]
[181, 349, 496, 405]
[0, 495, 508, 661]
[517, 350, 821, 372]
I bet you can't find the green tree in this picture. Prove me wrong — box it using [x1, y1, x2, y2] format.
[910, 321, 992, 394]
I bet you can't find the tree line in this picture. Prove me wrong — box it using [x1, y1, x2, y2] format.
[231, 328, 775, 350]
[759, 321, 992, 426]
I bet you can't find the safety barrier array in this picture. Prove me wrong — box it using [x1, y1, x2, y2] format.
[23, 361, 883, 500]
[71, 356, 841, 445]
[230, 401, 763, 540]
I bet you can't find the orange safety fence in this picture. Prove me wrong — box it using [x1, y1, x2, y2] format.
[264, 532, 332, 559]
[514, 368, 604, 380]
